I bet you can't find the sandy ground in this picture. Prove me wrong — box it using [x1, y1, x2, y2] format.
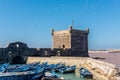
[89, 51, 120, 72]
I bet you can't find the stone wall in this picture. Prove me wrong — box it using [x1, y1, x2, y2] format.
[52, 30, 71, 48]
[71, 29, 88, 52]
[27, 57, 119, 80]
[0, 47, 88, 64]
[71, 35, 88, 51]
[53, 30, 69, 35]
[71, 29, 88, 35]
[52, 27, 89, 56]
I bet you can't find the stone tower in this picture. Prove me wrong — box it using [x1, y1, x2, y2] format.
[51, 25, 89, 56]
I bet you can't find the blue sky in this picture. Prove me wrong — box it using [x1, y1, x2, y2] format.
[0, 0, 120, 49]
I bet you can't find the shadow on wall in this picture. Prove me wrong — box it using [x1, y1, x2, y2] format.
[12, 56, 28, 64]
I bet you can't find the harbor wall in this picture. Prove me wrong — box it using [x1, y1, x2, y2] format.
[27, 57, 119, 80]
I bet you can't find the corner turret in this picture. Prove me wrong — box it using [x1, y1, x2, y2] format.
[69, 25, 72, 33]
[86, 28, 89, 34]
[51, 28, 54, 35]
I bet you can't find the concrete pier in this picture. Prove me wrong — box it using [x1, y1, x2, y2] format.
[27, 57, 119, 80]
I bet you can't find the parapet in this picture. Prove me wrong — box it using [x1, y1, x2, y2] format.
[51, 25, 89, 36]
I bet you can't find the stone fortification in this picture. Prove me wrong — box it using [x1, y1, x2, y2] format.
[0, 26, 89, 63]
[52, 25, 89, 56]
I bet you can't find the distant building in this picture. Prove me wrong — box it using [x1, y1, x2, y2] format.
[0, 25, 89, 64]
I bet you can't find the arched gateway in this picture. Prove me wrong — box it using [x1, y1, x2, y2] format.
[12, 56, 25, 64]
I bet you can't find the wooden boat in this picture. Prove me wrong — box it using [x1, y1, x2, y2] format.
[42, 77, 64, 80]
[52, 63, 65, 72]
[79, 68, 93, 78]
[42, 71, 64, 80]
[59, 65, 76, 74]
[42, 62, 65, 72]
[0, 68, 44, 80]
[0, 63, 44, 80]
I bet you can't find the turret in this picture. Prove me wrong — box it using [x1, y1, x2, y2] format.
[51, 28, 54, 35]
[86, 28, 89, 34]
[69, 25, 72, 33]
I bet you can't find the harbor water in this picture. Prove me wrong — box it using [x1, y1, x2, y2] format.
[57, 69, 93, 80]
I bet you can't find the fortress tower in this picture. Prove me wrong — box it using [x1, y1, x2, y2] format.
[51, 25, 89, 56]
[0, 25, 89, 64]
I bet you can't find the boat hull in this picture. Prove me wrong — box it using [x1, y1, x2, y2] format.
[60, 69, 75, 74]
[42, 77, 64, 80]
[79, 68, 93, 78]
[0, 74, 36, 80]
[0, 69, 44, 80]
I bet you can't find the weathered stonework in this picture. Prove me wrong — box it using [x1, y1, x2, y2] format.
[52, 30, 71, 48]
[0, 26, 89, 64]
[52, 25, 89, 56]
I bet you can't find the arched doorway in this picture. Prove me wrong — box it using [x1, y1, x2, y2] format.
[12, 56, 25, 64]
[62, 44, 65, 49]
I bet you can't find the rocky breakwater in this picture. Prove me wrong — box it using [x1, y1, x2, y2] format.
[83, 58, 119, 80]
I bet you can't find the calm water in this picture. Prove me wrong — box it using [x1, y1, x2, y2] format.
[56, 69, 93, 80]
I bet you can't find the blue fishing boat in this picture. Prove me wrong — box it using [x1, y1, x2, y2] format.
[0, 63, 44, 80]
[59, 65, 76, 74]
[42, 71, 64, 80]
[79, 68, 93, 78]
[52, 63, 65, 72]
[0, 68, 44, 80]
